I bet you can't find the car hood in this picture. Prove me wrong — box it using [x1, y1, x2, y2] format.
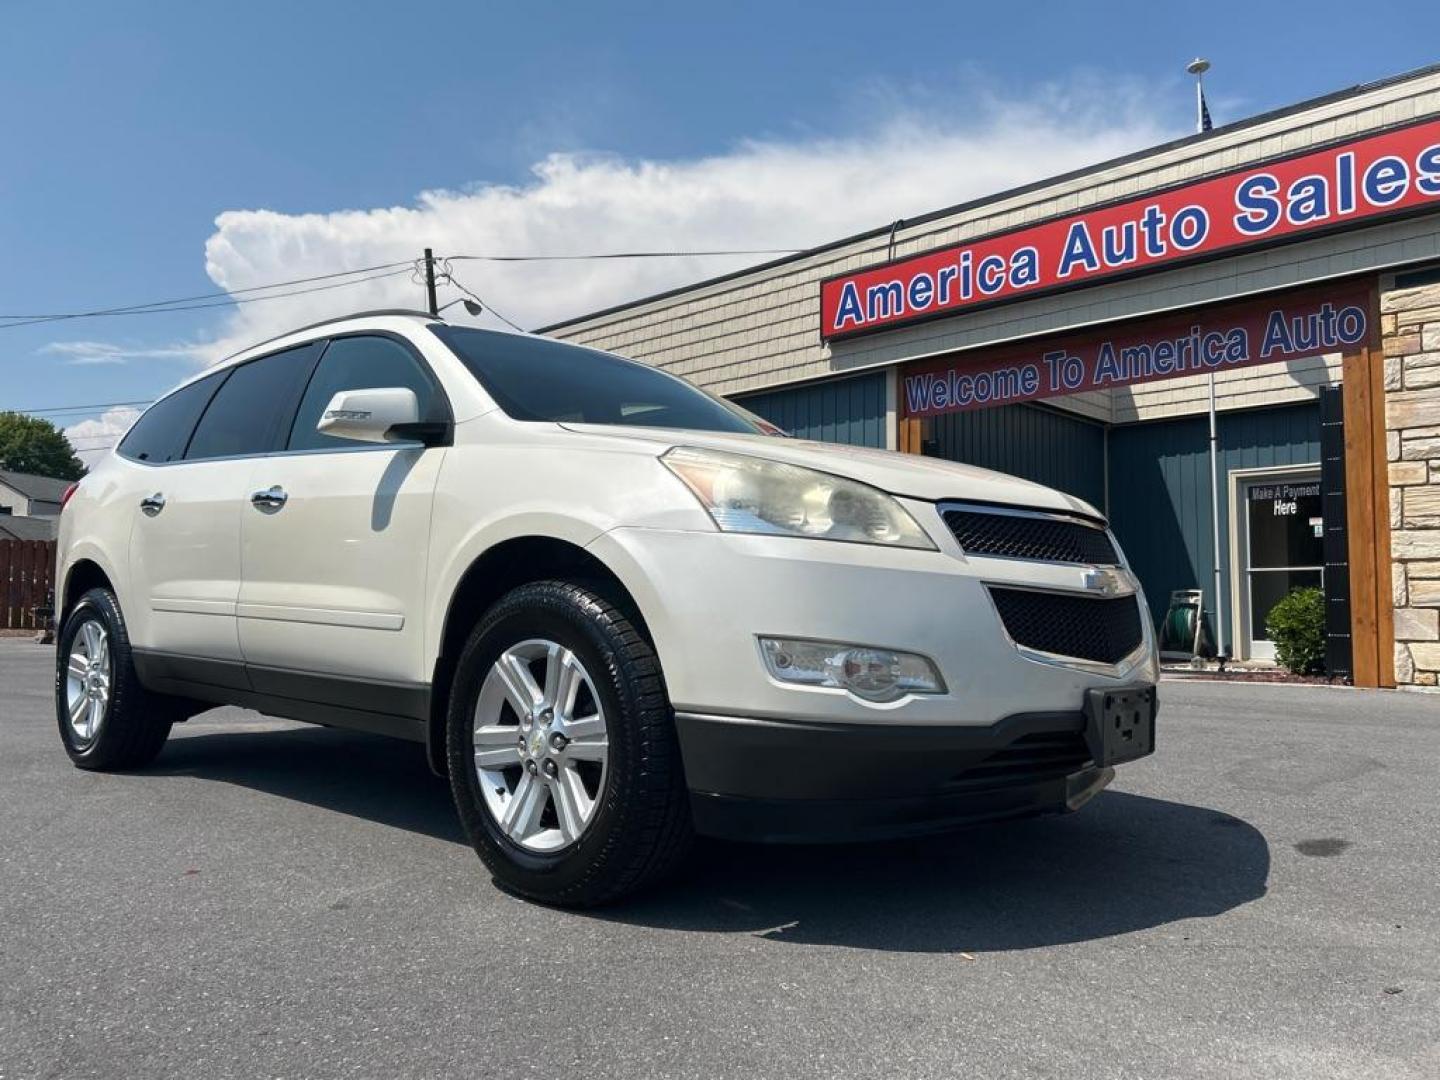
[557, 422, 1103, 519]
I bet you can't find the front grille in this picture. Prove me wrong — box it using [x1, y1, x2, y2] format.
[944, 730, 1092, 792]
[990, 587, 1143, 665]
[943, 507, 1118, 565]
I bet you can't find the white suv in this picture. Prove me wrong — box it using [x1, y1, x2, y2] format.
[54, 310, 1158, 905]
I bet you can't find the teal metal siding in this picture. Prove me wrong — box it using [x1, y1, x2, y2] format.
[923, 403, 1107, 509]
[1106, 402, 1322, 634]
[734, 372, 887, 448]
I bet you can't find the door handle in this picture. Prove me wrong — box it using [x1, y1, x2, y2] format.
[139, 493, 166, 517]
[250, 485, 288, 512]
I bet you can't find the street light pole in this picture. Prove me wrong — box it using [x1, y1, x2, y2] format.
[1187, 56, 1228, 665]
[1188, 57, 1210, 132]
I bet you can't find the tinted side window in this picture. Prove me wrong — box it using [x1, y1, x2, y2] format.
[186, 344, 320, 461]
[287, 336, 437, 452]
[117, 373, 223, 463]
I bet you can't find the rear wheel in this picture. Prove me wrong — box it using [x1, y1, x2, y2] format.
[447, 580, 691, 906]
[55, 588, 173, 770]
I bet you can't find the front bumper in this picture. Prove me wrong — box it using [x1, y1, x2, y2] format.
[587, 513, 1160, 842]
[676, 685, 1155, 842]
[588, 521, 1159, 728]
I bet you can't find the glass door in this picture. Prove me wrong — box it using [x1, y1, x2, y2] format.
[1240, 474, 1323, 661]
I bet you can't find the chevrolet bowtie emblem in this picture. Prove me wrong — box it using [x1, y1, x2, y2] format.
[1082, 568, 1126, 596]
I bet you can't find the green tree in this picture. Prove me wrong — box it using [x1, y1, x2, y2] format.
[0, 411, 86, 481]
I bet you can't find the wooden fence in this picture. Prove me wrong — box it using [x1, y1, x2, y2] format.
[1, 539, 57, 630]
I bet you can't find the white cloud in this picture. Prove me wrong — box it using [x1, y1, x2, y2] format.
[64, 406, 142, 468]
[41, 340, 205, 365]
[66, 79, 1179, 367]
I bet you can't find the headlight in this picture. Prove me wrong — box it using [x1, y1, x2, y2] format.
[661, 446, 935, 549]
[759, 637, 945, 702]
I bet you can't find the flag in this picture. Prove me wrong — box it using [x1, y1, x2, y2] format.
[1200, 88, 1214, 132]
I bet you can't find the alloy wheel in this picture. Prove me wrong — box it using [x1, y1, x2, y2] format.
[64, 618, 112, 747]
[473, 639, 610, 852]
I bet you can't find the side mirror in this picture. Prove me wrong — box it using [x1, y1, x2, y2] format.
[316, 387, 425, 445]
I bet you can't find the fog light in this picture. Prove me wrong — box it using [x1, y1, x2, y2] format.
[759, 637, 945, 702]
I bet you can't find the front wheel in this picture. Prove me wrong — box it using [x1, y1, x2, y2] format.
[55, 587, 173, 770]
[447, 580, 691, 906]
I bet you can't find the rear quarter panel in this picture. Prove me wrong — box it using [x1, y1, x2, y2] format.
[57, 456, 135, 624]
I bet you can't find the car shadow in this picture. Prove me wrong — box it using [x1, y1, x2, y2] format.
[616, 793, 1270, 953]
[156, 723, 467, 844]
[155, 723, 1269, 954]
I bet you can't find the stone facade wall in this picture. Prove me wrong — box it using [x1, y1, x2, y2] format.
[1383, 280, 1440, 688]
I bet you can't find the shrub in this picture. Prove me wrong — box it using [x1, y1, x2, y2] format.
[1265, 586, 1326, 676]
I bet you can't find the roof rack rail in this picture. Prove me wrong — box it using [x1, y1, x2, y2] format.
[220, 308, 440, 363]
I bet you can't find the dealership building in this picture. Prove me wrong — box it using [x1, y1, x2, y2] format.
[544, 65, 1440, 690]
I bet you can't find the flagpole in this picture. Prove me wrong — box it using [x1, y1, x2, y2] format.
[1187, 56, 1227, 666]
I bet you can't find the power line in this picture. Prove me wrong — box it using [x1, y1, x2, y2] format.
[438, 264, 527, 333]
[6, 399, 153, 416]
[0, 260, 418, 324]
[0, 266, 417, 331]
[444, 248, 801, 262]
[7, 246, 806, 421]
[0, 247, 801, 333]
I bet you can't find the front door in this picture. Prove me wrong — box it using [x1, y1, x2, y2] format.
[236, 334, 447, 693]
[1239, 473, 1324, 661]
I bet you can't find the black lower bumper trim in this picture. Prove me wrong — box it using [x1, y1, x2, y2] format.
[689, 766, 1114, 843]
[674, 697, 1154, 842]
[675, 709, 1097, 801]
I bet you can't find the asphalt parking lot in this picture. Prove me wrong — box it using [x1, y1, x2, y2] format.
[1, 639, 1437, 1079]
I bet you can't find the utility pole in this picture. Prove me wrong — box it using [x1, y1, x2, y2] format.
[1187, 56, 1228, 666]
[423, 248, 439, 317]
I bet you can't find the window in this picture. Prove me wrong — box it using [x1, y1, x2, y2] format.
[117, 373, 224, 463]
[287, 336, 438, 451]
[185, 344, 320, 461]
[431, 325, 763, 435]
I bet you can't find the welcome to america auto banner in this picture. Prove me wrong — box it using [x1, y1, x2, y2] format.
[900, 282, 1371, 417]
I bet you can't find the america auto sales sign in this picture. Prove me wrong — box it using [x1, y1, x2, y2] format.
[820, 118, 1440, 342]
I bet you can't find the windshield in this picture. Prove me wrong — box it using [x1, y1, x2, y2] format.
[431, 325, 768, 435]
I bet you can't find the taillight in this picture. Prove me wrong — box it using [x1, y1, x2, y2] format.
[60, 482, 80, 511]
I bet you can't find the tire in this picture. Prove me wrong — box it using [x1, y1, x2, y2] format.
[447, 580, 692, 907]
[55, 587, 174, 771]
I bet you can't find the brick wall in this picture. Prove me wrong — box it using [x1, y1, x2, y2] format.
[1382, 281, 1440, 687]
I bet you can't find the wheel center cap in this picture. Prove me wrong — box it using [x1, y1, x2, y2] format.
[528, 729, 548, 760]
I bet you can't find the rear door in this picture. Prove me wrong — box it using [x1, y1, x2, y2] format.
[236, 334, 448, 696]
[127, 344, 320, 672]
[120, 372, 229, 657]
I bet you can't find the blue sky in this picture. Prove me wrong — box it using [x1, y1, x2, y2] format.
[3, 0, 1438, 459]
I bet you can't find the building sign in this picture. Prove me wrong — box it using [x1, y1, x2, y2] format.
[822, 118, 1440, 341]
[900, 283, 1371, 418]
[1247, 481, 1321, 507]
